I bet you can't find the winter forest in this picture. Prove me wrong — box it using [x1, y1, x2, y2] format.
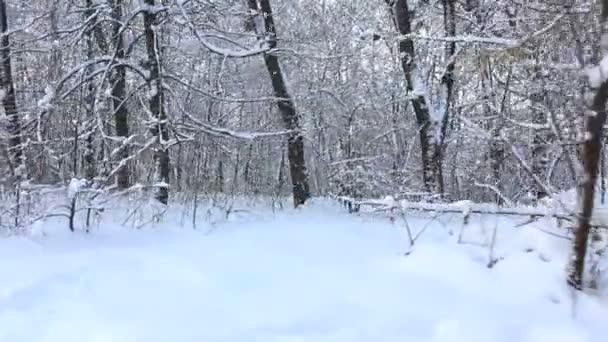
[1, 0, 608, 340]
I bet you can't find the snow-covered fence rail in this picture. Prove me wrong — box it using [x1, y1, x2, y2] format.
[341, 196, 573, 222]
[334, 195, 586, 266]
[335, 195, 573, 221]
[332, 195, 608, 242]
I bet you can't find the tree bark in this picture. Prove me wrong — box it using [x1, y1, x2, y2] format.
[143, 0, 170, 204]
[110, 0, 130, 189]
[531, 58, 548, 201]
[247, 0, 311, 207]
[435, 0, 456, 196]
[83, 0, 96, 181]
[0, 0, 23, 178]
[567, 0, 608, 290]
[389, 0, 438, 194]
[484, 57, 505, 203]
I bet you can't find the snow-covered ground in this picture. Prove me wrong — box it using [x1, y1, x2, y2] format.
[0, 199, 607, 342]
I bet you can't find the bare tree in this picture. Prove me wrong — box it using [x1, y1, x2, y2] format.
[0, 0, 23, 177]
[388, 0, 440, 195]
[110, 0, 130, 189]
[143, 0, 170, 204]
[247, 0, 310, 207]
[435, 0, 456, 196]
[83, 0, 97, 181]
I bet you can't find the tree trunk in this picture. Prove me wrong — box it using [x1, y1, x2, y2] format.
[83, 0, 96, 181]
[143, 0, 170, 204]
[531, 59, 548, 201]
[0, 0, 23, 178]
[247, 0, 310, 207]
[389, 0, 438, 194]
[484, 57, 505, 203]
[567, 0, 608, 290]
[435, 0, 456, 196]
[531, 111, 548, 200]
[111, 0, 130, 189]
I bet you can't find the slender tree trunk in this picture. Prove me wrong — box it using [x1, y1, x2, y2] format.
[110, 0, 130, 189]
[602, 144, 606, 204]
[531, 59, 548, 201]
[435, 0, 456, 197]
[243, 143, 253, 185]
[567, 0, 608, 290]
[217, 159, 224, 193]
[389, 0, 437, 194]
[83, 0, 96, 181]
[0, 0, 23, 177]
[531, 114, 548, 200]
[44, 0, 61, 182]
[143, 0, 170, 204]
[483, 57, 505, 203]
[247, 0, 311, 207]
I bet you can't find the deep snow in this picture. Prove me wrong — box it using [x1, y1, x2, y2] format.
[0, 200, 607, 342]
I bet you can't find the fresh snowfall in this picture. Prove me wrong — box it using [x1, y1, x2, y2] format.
[1, 197, 607, 342]
[3, 0, 608, 341]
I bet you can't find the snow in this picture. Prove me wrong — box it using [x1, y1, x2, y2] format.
[176, 3, 271, 58]
[147, 82, 158, 99]
[138, 3, 166, 15]
[453, 199, 473, 217]
[67, 178, 89, 198]
[252, 12, 266, 36]
[585, 56, 608, 88]
[0, 200, 607, 342]
[153, 181, 169, 188]
[37, 86, 55, 111]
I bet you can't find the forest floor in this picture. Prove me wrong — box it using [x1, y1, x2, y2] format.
[0, 199, 607, 341]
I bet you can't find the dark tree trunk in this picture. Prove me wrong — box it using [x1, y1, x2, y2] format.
[487, 61, 507, 204]
[243, 143, 253, 185]
[389, 0, 437, 194]
[531, 112, 548, 200]
[217, 159, 224, 193]
[568, 0, 608, 290]
[83, 0, 96, 181]
[247, 0, 310, 207]
[0, 0, 23, 176]
[435, 0, 456, 196]
[568, 81, 608, 289]
[110, 0, 130, 189]
[143, 0, 170, 204]
[531, 60, 548, 201]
